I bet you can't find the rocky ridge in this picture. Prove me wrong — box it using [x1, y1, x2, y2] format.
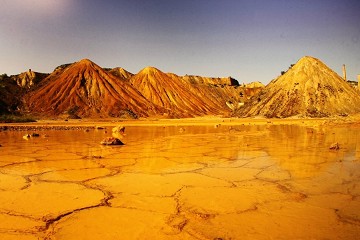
[11, 69, 49, 89]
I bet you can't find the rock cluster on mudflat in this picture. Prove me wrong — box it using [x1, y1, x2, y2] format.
[112, 126, 125, 134]
[100, 137, 124, 145]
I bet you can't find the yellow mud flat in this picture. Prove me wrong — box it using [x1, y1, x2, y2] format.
[0, 118, 359, 239]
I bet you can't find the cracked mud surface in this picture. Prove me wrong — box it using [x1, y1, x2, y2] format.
[0, 122, 359, 239]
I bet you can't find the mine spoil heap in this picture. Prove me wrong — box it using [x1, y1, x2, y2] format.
[130, 67, 228, 117]
[24, 59, 160, 118]
[22, 59, 241, 118]
[238, 56, 360, 118]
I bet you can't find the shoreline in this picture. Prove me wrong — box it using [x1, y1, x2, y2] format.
[1, 115, 359, 131]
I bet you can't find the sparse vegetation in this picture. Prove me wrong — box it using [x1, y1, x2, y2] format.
[66, 106, 81, 119]
[120, 109, 138, 119]
[67, 106, 79, 115]
[0, 73, 9, 87]
[0, 115, 36, 123]
[0, 73, 8, 79]
[54, 63, 73, 72]
[281, 64, 295, 75]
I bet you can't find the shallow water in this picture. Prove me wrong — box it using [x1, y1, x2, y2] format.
[0, 124, 359, 239]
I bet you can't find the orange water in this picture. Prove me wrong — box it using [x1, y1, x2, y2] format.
[0, 124, 359, 239]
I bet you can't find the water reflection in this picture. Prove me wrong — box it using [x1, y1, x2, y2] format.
[263, 125, 359, 178]
[0, 124, 359, 239]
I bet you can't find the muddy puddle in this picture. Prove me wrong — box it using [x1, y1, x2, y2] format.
[0, 124, 359, 239]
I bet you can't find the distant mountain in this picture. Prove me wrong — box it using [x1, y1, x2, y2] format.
[23, 59, 160, 118]
[13, 60, 266, 118]
[237, 56, 360, 117]
[20, 60, 260, 118]
[129, 67, 228, 117]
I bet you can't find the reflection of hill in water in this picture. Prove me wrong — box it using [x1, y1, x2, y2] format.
[120, 124, 359, 178]
[263, 125, 359, 179]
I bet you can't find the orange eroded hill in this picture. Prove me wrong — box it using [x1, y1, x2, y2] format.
[20, 58, 264, 118]
[129, 67, 229, 117]
[24, 59, 159, 118]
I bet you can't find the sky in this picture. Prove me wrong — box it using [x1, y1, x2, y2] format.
[0, 0, 359, 84]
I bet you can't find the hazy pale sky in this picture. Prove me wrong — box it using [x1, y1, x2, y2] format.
[0, 0, 359, 84]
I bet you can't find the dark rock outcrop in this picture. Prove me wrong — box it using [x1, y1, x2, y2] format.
[100, 137, 124, 145]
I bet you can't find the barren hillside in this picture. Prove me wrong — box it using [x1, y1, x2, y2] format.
[130, 67, 228, 117]
[24, 59, 160, 118]
[238, 56, 360, 117]
[170, 74, 263, 112]
[11, 70, 48, 89]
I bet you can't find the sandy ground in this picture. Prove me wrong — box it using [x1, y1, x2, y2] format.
[0, 116, 359, 239]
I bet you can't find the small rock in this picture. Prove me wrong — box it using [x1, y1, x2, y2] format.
[0, 126, 8, 131]
[306, 128, 314, 134]
[329, 142, 340, 150]
[100, 137, 124, 145]
[96, 126, 105, 130]
[195, 212, 212, 220]
[112, 126, 125, 134]
[163, 214, 188, 235]
[23, 134, 31, 139]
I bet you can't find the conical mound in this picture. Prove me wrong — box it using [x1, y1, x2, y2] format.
[130, 67, 227, 117]
[24, 59, 158, 118]
[238, 56, 360, 118]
